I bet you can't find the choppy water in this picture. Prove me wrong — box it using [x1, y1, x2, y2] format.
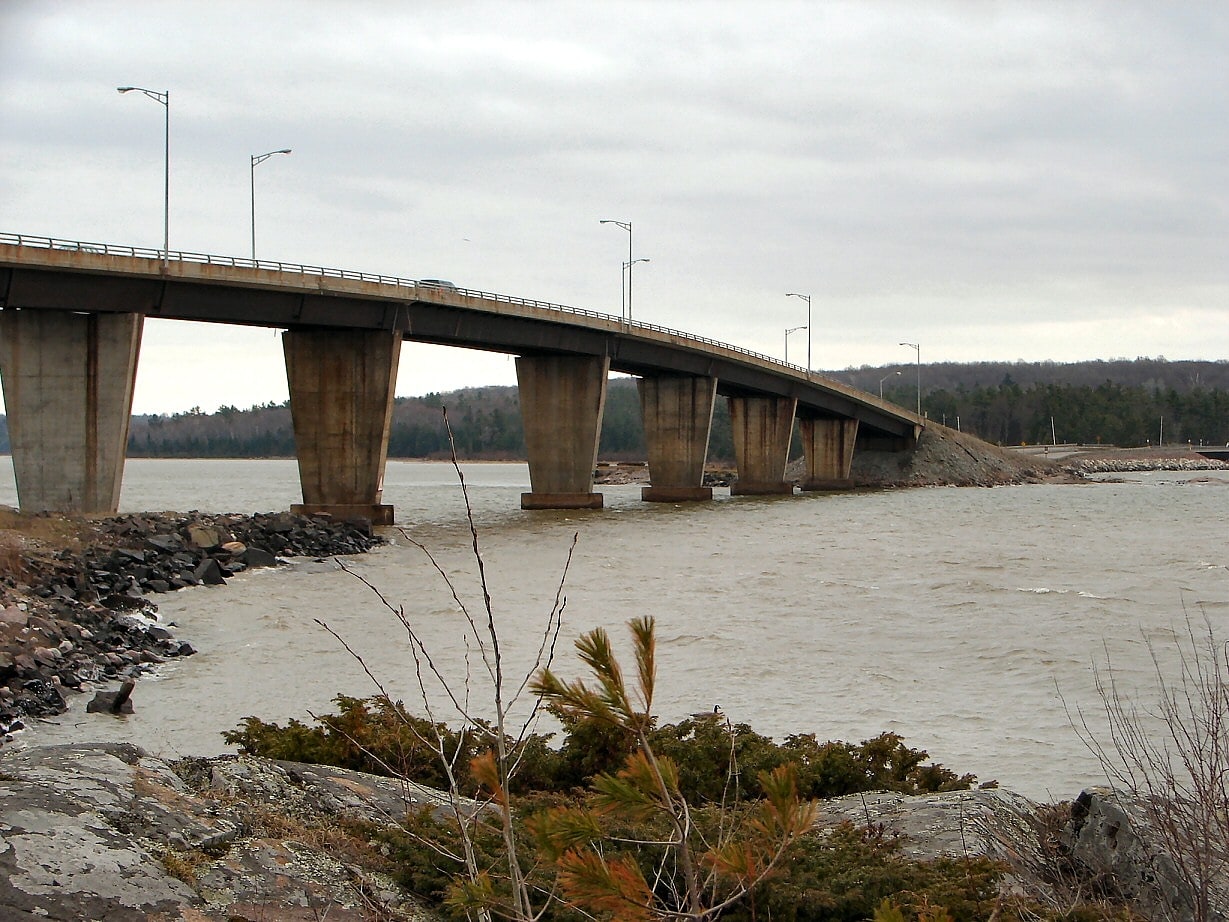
[4, 458, 1226, 803]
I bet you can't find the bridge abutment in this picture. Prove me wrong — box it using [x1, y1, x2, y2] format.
[638, 375, 716, 502]
[283, 329, 399, 525]
[728, 396, 797, 495]
[516, 355, 608, 509]
[799, 417, 859, 490]
[0, 309, 142, 514]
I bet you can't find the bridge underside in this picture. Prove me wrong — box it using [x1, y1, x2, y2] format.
[0, 251, 921, 517]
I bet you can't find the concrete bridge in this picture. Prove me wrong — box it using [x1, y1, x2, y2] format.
[0, 232, 921, 522]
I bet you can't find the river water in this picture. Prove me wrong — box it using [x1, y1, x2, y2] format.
[3, 458, 1226, 803]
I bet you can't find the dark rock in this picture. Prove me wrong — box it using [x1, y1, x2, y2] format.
[241, 546, 278, 567]
[101, 593, 148, 611]
[192, 558, 226, 586]
[1061, 787, 1222, 922]
[18, 679, 64, 714]
[146, 533, 182, 553]
[176, 642, 196, 657]
[86, 679, 136, 714]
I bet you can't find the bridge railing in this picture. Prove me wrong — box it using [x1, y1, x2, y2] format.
[2, 231, 821, 378]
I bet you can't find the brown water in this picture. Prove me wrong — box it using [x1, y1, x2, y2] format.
[5, 459, 1227, 803]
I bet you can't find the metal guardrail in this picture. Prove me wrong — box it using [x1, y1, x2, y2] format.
[1, 230, 820, 378]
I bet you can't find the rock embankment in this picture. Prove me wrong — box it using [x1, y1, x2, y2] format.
[0, 510, 383, 740]
[3, 743, 1218, 921]
[846, 424, 1068, 487]
[1063, 456, 1228, 475]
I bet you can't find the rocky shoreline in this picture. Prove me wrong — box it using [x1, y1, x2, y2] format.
[0, 509, 383, 742]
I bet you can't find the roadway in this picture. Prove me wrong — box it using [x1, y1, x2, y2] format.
[0, 232, 920, 443]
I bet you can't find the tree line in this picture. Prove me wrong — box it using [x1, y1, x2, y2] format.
[0, 359, 1223, 458]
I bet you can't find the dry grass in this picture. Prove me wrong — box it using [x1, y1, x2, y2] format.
[159, 846, 212, 887]
[0, 508, 98, 548]
[0, 508, 101, 583]
[244, 805, 392, 873]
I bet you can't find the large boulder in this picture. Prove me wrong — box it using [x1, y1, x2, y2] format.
[1062, 787, 1228, 922]
[0, 743, 443, 921]
[814, 787, 1052, 897]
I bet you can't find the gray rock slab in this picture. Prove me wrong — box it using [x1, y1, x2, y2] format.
[1, 743, 434, 921]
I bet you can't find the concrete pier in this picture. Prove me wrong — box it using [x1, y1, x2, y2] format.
[283, 330, 400, 525]
[516, 355, 608, 509]
[799, 417, 859, 490]
[728, 396, 798, 495]
[638, 375, 717, 502]
[0, 310, 142, 514]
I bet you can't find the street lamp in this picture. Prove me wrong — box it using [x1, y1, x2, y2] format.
[623, 257, 651, 324]
[600, 219, 634, 321]
[117, 86, 169, 262]
[785, 325, 807, 365]
[879, 370, 902, 400]
[251, 149, 292, 260]
[900, 342, 921, 417]
[786, 292, 812, 372]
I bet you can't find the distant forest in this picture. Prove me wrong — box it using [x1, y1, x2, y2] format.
[0, 359, 1224, 460]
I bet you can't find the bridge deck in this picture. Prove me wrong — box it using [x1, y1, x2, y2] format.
[0, 233, 920, 440]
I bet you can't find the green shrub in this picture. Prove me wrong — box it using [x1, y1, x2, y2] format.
[730, 821, 1003, 922]
[224, 698, 977, 801]
[223, 694, 484, 792]
[781, 732, 981, 799]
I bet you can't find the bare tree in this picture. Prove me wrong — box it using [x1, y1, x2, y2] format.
[320, 408, 575, 922]
[1070, 607, 1229, 922]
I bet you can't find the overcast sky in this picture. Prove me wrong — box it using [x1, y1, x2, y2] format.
[2, 1, 1226, 414]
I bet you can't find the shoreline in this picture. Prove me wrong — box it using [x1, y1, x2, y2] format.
[0, 509, 383, 743]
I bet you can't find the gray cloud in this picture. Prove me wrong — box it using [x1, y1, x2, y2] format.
[1, 0, 1225, 413]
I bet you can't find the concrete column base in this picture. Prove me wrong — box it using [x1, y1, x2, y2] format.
[284, 329, 400, 520]
[0, 310, 142, 514]
[728, 395, 798, 496]
[521, 492, 604, 510]
[641, 485, 713, 503]
[291, 503, 395, 526]
[800, 478, 855, 491]
[731, 480, 796, 496]
[800, 417, 859, 488]
[638, 376, 717, 501]
[516, 355, 609, 500]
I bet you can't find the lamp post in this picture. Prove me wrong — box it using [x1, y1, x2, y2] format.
[879, 370, 902, 400]
[785, 325, 807, 365]
[623, 258, 650, 324]
[786, 292, 812, 372]
[250, 149, 292, 260]
[900, 342, 921, 417]
[600, 219, 633, 321]
[117, 86, 169, 262]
